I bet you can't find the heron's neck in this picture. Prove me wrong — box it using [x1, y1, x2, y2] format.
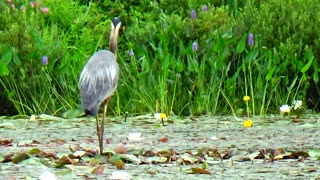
[109, 33, 119, 60]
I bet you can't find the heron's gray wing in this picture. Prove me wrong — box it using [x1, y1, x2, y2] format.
[79, 50, 119, 115]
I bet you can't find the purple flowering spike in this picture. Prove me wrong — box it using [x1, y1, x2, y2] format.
[202, 5, 208, 12]
[42, 56, 48, 65]
[192, 41, 198, 51]
[129, 49, 134, 56]
[248, 33, 254, 46]
[191, 10, 197, 19]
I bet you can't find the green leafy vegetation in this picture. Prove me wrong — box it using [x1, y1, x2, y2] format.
[0, 0, 319, 116]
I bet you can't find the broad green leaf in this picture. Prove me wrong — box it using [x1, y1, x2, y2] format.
[313, 71, 319, 83]
[236, 34, 246, 54]
[176, 60, 184, 73]
[12, 49, 21, 66]
[141, 56, 150, 72]
[1, 46, 12, 64]
[222, 28, 233, 39]
[266, 66, 276, 80]
[301, 57, 313, 73]
[215, 56, 223, 71]
[273, 48, 280, 64]
[0, 62, 9, 76]
[187, 55, 199, 73]
[161, 55, 170, 71]
[214, 33, 224, 52]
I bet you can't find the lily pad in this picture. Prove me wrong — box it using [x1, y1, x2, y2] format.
[62, 109, 84, 119]
[0, 122, 15, 129]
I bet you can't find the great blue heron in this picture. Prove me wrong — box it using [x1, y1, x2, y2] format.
[79, 17, 121, 155]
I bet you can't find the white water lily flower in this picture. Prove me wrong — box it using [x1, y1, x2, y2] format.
[109, 171, 132, 180]
[280, 104, 291, 114]
[127, 132, 144, 141]
[210, 135, 218, 140]
[154, 113, 160, 119]
[73, 150, 85, 157]
[30, 115, 36, 120]
[292, 100, 302, 110]
[39, 171, 57, 180]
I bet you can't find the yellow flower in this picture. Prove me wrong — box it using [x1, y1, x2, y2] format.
[154, 112, 167, 126]
[243, 119, 253, 128]
[154, 113, 167, 126]
[159, 113, 166, 119]
[243, 96, 250, 101]
[154, 112, 166, 119]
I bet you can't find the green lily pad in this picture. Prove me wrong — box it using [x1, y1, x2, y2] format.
[12, 153, 30, 164]
[62, 109, 84, 119]
[0, 122, 15, 129]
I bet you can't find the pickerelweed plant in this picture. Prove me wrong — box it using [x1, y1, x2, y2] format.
[235, 31, 313, 117]
[121, 5, 235, 116]
[0, 0, 319, 117]
[0, 0, 111, 115]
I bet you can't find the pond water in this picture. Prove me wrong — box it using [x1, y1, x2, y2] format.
[0, 114, 319, 179]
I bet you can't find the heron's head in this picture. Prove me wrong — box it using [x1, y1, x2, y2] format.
[111, 17, 121, 34]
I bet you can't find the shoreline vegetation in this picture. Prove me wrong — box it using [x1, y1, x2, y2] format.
[0, 0, 319, 117]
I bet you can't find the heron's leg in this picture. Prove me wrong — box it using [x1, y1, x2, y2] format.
[96, 114, 102, 154]
[99, 103, 106, 155]
[100, 98, 111, 155]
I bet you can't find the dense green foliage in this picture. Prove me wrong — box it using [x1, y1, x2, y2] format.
[0, 0, 319, 116]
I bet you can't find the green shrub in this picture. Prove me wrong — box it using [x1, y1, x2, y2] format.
[236, 0, 320, 62]
[119, 4, 234, 115]
[0, 0, 318, 116]
[0, 0, 109, 115]
[232, 0, 319, 114]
